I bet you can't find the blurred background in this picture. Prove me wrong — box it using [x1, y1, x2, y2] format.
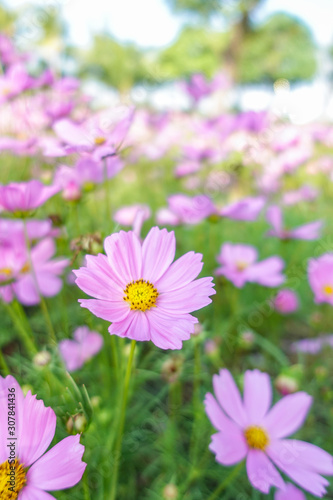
[1, 0, 333, 121]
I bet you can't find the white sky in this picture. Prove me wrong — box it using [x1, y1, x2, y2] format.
[3, 0, 333, 48]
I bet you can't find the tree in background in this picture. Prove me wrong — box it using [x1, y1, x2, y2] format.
[78, 34, 156, 94]
[238, 13, 317, 84]
[165, 0, 317, 84]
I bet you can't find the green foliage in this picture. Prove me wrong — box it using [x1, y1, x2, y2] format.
[78, 34, 153, 92]
[238, 13, 317, 83]
[0, 5, 15, 34]
[157, 26, 228, 79]
[165, 0, 264, 20]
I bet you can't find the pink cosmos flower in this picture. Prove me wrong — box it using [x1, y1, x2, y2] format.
[53, 106, 134, 160]
[182, 73, 212, 103]
[220, 197, 266, 222]
[0, 237, 69, 306]
[273, 289, 299, 314]
[74, 227, 215, 349]
[165, 194, 217, 225]
[59, 326, 104, 372]
[275, 483, 306, 500]
[308, 254, 333, 306]
[0, 375, 86, 498]
[215, 243, 285, 288]
[266, 206, 322, 241]
[0, 180, 59, 214]
[114, 204, 151, 238]
[291, 335, 333, 355]
[205, 369, 333, 496]
[282, 185, 318, 206]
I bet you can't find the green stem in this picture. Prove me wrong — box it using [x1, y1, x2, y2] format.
[23, 220, 57, 346]
[189, 339, 202, 464]
[0, 349, 10, 375]
[109, 340, 136, 500]
[3, 301, 38, 356]
[103, 158, 112, 223]
[207, 461, 244, 500]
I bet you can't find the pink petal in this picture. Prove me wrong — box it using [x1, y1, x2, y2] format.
[243, 370, 272, 424]
[104, 231, 142, 284]
[13, 275, 40, 305]
[275, 483, 306, 500]
[246, 449, 285, 493]
[209, 430, 248, 465]
[58, 340, 82, 371]
[155, 251, 203, 292]
[267, 440, 331, 497]
[19, 486, 55, 499]
[31, 238, 56, 264]
[0, 376, 24, 462]
[74, 253, 124, 295]
[142, 227, 175, 282]
[263, 392, 312, 438]
[158, 277, 215, 313]
[18, 392, 56, 467]
[27, 435, 86, 491]
[212, 369, 247, 427]
[266, 205, 283, 233]
[79, 298, 129, 323]
[35, 272, 63, 298]
[124, 311, 150, 341]
[204, 393, 244, 433]
[268, 439, 333, 476]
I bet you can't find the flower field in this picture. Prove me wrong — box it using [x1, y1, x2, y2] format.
[0, 34, 333, 500]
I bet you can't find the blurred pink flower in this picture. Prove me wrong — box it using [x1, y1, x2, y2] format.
[275, 483, 306, 500]
[220, 197, 266, 222]
[164, 194, 217, 225]
[282, 185, 318, 206]
[215, 243, 285, 288]
[74, 227, 215, 349]
[308, 254, 333, 306]
[182, 73, 212, 102]
[291, 335, 333, 355]
[59, 326, 103, 372]
[0, 375, 86, 498]
[114, 204, 151, 237]
[53, 106, 134, 160]
[205, 369, 333, 496]
[266, 205, 322, 241]
[0, 237, 69, 306]
[273, 289, 299, 314]
[0, 180, 59, 214]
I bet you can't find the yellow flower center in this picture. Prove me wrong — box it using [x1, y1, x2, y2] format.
[323, 285, 333, 295]
[94, 136, 106, 146]
[236, 261, 248, 271]
[0, 459, 26, 499]
[123, 279, 159, 312]
[0, 268, 12, 277]
[244, 426, 269, 450]
[20, 262, 30, 274]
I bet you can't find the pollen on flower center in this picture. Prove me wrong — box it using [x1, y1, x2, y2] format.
[20, 262, 30, 274]
[94, 136, 106, 145]
[0, 267, 12, 276]
[123, 279, 159, 312]
[244, 426, 269, 450]
[0, 459, 26, 499]
[323, 285, 333, 295]
[236, 261, 248, 271]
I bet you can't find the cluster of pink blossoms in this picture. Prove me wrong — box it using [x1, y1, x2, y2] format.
[0, 375, 86, 498]
[205, 369, 333, 497]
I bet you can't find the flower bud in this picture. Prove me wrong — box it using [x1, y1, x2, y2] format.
[275, 374, 298, 395]
[161, 355, 183, 384]
[33, 350, 51, 367]
[163, 484, 178, 500]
